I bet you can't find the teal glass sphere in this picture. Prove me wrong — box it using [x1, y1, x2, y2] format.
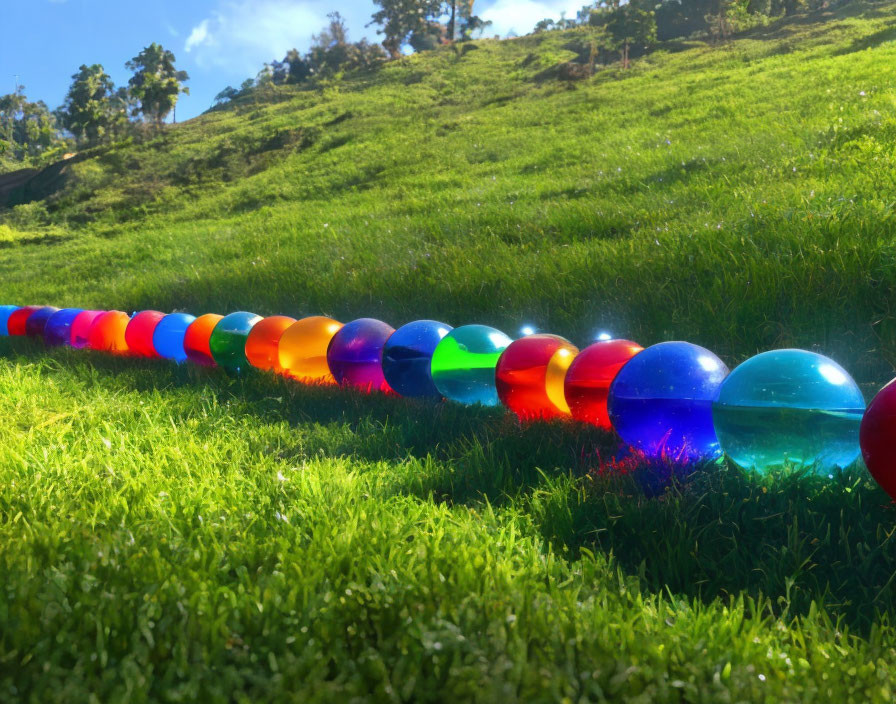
[712, 349, 865, 474]
[431, 324, 512, 406]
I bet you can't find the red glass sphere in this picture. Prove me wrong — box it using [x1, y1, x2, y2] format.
[6, 306, 41, 336]
[563, 339, 644, 428]
[125, 310, 166, 358]
[860, 379, 896, 501]
[495, 334, 579, 420]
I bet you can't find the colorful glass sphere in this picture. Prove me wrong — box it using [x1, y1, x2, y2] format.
[713, 349, 865, 475]
[327, 318, 395, 392]
[25, 307, 60, 338]
[245, 315, 297, 372]
[430, 324, 512, 407]
[184, 314, 224, 367]
[495, 334, 579, 420]
[381, 320, 453, 398]
[152, 313, 197, 363]
[125, 310, 166, 358]
[70, 311, 104, 349]
[209, 312, 263, 371]
[278, 316, 344, 384]
[608, 341, 729, 461]
[44, 309, 85, 346]
[564, 339, 644, 428]
[0, 305, 18, 335]
[860, 379, 896, 501]
[87, 311, 132, 354]
[6, 306, 40, 336]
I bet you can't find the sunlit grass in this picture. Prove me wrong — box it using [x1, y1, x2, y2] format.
[2, 2, 896, 699]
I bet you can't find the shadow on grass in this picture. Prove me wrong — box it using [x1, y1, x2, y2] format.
[832, 23, 896, 54]
[4, 338, 896, 631]
[2, 338, 620, 504]
[732, 1, 896, 48]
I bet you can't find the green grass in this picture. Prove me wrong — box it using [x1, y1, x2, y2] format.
[3, 2, 896, 700]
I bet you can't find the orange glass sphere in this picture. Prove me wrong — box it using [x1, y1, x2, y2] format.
[245, 315, 297, 372]
[278, 316, 343, 384]
[495, 334, 579, 420]
[183, 314, 224, 367]
[564, 339, 644, 428]
[125, 310, 166, 358]
[87, 311, 132, 354]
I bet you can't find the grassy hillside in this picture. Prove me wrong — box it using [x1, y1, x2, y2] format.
[3, 3, 896, 700]
[3, 1, 896, 378]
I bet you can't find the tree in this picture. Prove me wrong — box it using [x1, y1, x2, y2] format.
[107, 86, 139, 140]
[369, 0, 444, 58]
[444, 0, 490, 41]
[408, 21, 447, 51]
[214, 86, 240, 105]
[309, 12, 353, 75]
[126, 43, 189, 126]
[605, 1, 656, 68]
[705, 0, 756, 41]
[282, 13, 385, 84]
[447, 0, 459, 40]
[284, 49, 314, 84]
[459, 14, 492, 40]
[59, 64, 116, 145]
[0, 91, 26, 160]
[270, 59, 290, 85]
[255, 64, 275, 87]
[0, 90, 60, 162]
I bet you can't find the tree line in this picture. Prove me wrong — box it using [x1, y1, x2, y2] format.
[0, 43, 188, 172]
[1, 0, 846, 172]
[216, 0, 841, 102]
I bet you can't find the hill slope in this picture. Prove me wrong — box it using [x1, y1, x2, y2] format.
[3, 5, 896, 701]
[4, 2, 896, 378]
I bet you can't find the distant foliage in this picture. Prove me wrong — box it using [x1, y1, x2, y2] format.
[308, 13, 388, 77]
[59, 64, 118, 147]
[214, 13, 389, 107]
[126, 43, 190, 126]
[528, 0, 841, 56]
[4, 43, 188, 164]
[600, 0, 658, 68]
[370, 0, 445, 58]
[0, 90, 66, 168]
[459, 13, 492, 40]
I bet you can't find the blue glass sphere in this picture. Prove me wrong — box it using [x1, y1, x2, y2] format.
[608, 341, 729, 461]
[153, 313, 197, 363]
[713, 349, 865, 474]
[25, 307, 60, 338]
[0, 305, 19, 336]
[44, 309, 85, 346]
[382, 320, 453, 398]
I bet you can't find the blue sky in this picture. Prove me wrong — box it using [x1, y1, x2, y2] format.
[1, 0, 585, 121]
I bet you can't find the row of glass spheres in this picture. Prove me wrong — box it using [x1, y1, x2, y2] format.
[2, 304, 895, 498]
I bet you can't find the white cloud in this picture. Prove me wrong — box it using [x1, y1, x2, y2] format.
[185, 19, 210, 52]
[479, 0, 585, 37]
[183, 1, 334, 72]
